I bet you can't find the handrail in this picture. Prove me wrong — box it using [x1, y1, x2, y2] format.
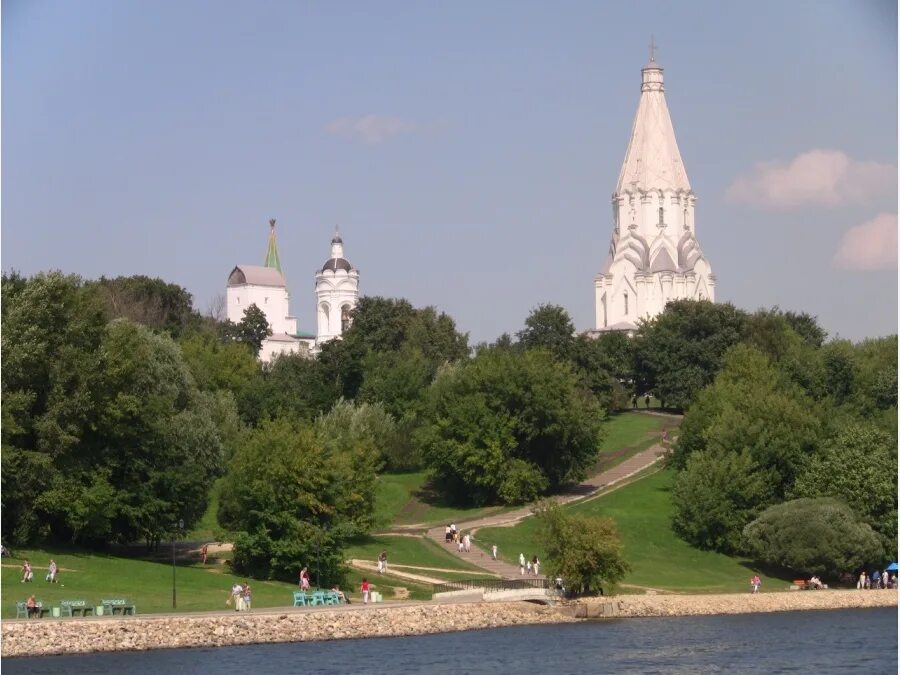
[433, 577, 550, 594]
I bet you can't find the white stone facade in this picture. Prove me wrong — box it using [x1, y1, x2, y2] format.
[595, 57, 715, 331]
[315, 234, 359, 347]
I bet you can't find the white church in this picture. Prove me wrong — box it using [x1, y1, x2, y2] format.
[594, 53, 715, 332]
[226, 220, 359, 362]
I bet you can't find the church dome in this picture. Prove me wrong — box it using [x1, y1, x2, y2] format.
[321, 257, 353, 272]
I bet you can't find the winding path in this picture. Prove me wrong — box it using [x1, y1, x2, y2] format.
[426, 440, 671, 579]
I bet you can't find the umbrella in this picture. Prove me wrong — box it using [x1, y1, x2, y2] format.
[885, 562, 898, 572]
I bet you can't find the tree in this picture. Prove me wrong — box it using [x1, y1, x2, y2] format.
[534, 500, 629, 595]
[417, 347, 605, 505]
[671, 448, 773, 553]
[221, 303, 271, 354]
[517, 304, 576, 361]
[743, 498, 883, 577]
[792, 423, 897, 558]
[91, 275, 199, 336]
[219, 418, 378, 582]
[632, 300, 747, 410]
[671, 344, 820, 495]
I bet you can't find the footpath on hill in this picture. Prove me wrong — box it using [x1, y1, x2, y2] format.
[425, 435, 673, 579]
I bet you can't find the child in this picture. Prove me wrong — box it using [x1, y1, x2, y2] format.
[361, 578, 370, 604]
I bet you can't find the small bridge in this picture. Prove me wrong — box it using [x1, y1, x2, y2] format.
[432, 578, 557, 605]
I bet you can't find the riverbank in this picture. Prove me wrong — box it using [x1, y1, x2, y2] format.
[2, 591, 895, 658]
[0, 601, 572, 658]
[575, 589, 898, 618]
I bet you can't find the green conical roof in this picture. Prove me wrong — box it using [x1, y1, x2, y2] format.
[265, 218, 282, 274]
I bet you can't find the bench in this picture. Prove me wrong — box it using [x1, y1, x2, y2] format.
[16, 601, 51, 618]
[60, 599, 94, 617]
[101, 598, 136, 616]
[791, 580, 809, 590]
[292, 591, 308, 607]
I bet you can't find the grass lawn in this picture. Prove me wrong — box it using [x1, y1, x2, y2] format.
[344, 534, 484, 573]
[185, 477, 226, 541]
[478, 469, 791, 594]
[374, 473, 513, 529]
[590, 411, 679, 473]
[1, 547, 302, 619]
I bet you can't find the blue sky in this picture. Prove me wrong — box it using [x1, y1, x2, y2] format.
[3, 0, 897, 342]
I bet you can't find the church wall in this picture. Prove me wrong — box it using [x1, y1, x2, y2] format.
[227, 284, 295, 335]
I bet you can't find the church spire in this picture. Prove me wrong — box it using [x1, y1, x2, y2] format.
[615, 43, 691, 195]
[264, 218, 282, 273]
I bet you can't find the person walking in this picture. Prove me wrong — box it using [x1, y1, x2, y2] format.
[533, 557, 540, 577]
[519, 553, 526, 576]
[300, 567, 311, 591]
[242, 582, 252, 611]
[230, 583, 243, 611]
[526, 559, 533, 575]
[361, 578, 370, 604]
[750, 575, 761, 594]
[46, 559, 58, 583]
[491, 544, 498, 561]
[463, 533, 471, 553]
[201, 544, 209, 565]
[21, 560, 33, 583]
[858, 572, 866, 589]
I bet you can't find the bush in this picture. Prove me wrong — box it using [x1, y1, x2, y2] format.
[743, 498, 883, 577]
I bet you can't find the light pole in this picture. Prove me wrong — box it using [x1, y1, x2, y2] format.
[172, 519, 184, 609]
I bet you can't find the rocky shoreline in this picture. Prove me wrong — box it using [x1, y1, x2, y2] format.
[0, 601, 572, 658]
[2, 591, 895, 659]
[574, 588, 898, 619]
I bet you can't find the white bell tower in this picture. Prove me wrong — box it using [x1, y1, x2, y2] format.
[315, 228, 359, 347]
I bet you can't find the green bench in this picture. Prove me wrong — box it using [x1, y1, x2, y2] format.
[60, 599, 94, 617]
[101, 598, 137, 616]
[16, 601, 51, 619]
[292, 590, 343, 607]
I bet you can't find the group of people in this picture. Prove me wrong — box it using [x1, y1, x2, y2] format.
[858, 570, 896, 590]
[444, 524, 472, 553]
[20, 559, 58, 584]
[519, 553, 541, 576]
[228, 582, 253, 611]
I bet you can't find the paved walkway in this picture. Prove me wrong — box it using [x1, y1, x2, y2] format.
[426, 442, 670, 579]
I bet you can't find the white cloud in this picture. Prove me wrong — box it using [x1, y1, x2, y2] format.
[833, 213, 898, 270]
[726, 150, 896, 207]
[325, 115, 418, 145]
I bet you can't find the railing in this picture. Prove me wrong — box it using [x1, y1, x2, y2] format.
[433, 577, 550, 595]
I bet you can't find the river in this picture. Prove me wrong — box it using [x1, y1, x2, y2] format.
[4, 607, 896, 674]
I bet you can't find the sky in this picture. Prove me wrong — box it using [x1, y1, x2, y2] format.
[3, 0, 898, 343]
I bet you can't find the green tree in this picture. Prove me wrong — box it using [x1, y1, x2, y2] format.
[517, 304, 576, 361]
[534, 500, 629, 595]
[221, 303, 271, 354]
[671, 448, 773, 553]
[792, 423, 898, 558]
[743, 498, 883, 577]
[219, 418, 378, 582]
[632, 300, 747, 410]
[91, 275, 199, 337]
[417, 347, 605, 505]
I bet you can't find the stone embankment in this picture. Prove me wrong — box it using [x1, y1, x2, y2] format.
[1, 602, 573, 658]
[3, 591, 895, 658]
[574, 589, 898, 619]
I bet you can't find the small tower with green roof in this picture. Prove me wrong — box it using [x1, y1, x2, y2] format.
[264, 218, 282, 274]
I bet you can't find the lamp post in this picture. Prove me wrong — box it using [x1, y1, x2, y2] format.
[316, 524, 329, 590]
[171, 519, 184, 609]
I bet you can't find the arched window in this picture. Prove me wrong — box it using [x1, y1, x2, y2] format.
[341, 304, 351, 333]
[602, 294, 608, 328]
[320, 302, 330, 329]
[624, 291, 629, 316]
